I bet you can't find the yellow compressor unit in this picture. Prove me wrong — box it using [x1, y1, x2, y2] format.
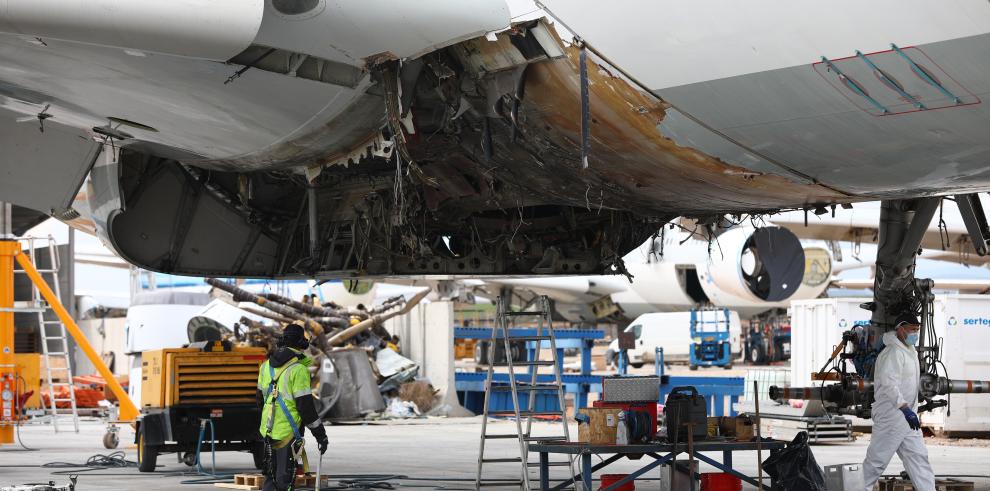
[136, 342, 267, 472]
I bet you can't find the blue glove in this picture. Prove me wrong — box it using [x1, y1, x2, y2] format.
[900, 406, 921, 430]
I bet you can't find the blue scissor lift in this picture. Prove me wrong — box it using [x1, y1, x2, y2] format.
[689, 307, 734, 370]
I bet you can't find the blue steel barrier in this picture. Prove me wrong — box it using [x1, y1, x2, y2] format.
[454, 327, 743, 416]
[455, 372, 602, 413]
[454, 326, 603, 411]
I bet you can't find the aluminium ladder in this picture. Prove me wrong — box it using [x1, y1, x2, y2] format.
[16, 236, 79, 433]
[475, 295, 576, 490]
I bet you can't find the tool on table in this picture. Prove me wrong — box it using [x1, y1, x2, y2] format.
[754, 380, 765, 491]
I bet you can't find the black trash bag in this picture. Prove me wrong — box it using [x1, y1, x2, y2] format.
[761, 431, 826, 491]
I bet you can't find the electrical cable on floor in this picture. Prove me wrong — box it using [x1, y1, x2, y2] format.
[42, 451, 137, 473]
[13, 374, 39, 451]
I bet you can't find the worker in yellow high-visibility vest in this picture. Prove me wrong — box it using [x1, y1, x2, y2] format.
[257, 324, 328, 491]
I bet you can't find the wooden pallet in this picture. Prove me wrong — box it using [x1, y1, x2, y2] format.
[214, 473, 329, 490]
[876, 477, 974, 491]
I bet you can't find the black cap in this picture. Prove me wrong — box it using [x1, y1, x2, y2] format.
[278, 324, 310, 349]
[894, 312, 920, 329]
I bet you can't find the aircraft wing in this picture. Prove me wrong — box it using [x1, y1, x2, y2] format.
[769, 207, 988, 264]
[479, 277, 629, 304]
[833, 277, 990, 293]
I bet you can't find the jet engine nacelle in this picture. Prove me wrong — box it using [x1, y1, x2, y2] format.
[699, 226, 806, 304]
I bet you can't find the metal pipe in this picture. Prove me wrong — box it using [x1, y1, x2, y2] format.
[308, 186, 319, 260]
[687, 419, 697, 491]
[769, 381, 874, 403]
[754, 380, 764, 491]
[239, 305, 295, 324]
[769, 386, 827, 401]
[260, 292, 351, 319]
[775, 377, 990, 408]
[326, 288, 430, 347]
[205, 278, 342, 334]
[943, 379, 990, 394]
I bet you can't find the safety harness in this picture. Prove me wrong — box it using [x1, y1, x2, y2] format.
[262, 358, 308, 481]
[265, 361, 302, 441]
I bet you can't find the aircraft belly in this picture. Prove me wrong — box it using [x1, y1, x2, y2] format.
[0, 106, 98, 216]
[255, 0, 510, 64]
[656, 33, 990, 198]
[0, 35, 376, 167]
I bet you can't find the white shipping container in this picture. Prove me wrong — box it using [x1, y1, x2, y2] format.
[790, 295, 990, 434]
[789, 298, 874, 389]
[926, 295, 990, 434]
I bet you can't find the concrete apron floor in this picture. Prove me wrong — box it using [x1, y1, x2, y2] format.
[3, 420, 990, 490]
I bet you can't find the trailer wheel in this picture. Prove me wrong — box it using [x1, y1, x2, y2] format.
[102, 430, 119, 449]
[137, 430, 159, 472]
[182, 452, 198, 467]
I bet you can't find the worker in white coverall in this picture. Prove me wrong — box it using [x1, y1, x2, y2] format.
[862, 313, 935, 491]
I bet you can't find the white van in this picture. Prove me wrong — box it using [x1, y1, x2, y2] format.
[606, 310, 742, 367]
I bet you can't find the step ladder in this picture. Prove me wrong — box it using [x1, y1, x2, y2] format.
[475, 295, 576, 490]
[16, 236, 79, 433]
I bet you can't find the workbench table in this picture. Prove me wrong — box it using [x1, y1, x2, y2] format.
[528, 439, 787, 491]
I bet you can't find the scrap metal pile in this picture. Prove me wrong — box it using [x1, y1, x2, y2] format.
[203, 278, 437, 420]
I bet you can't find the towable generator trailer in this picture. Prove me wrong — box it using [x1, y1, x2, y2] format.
[136, 343, 267, 472]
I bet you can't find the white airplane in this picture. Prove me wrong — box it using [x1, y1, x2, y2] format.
[459, 200, 990, 322]
[473, 226, 832, 322]
[1, 1, 990, 283]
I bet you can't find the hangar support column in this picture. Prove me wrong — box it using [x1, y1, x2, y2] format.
[0, 202, 15, 444]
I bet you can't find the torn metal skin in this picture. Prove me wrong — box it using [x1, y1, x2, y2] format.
[450, 23, 847, 217]
[92, 19, 853, 279]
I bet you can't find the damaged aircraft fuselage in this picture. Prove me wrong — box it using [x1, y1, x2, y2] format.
[1, 1, 989, 278]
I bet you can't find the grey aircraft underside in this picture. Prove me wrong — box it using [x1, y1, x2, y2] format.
[0, 0, 988, 293]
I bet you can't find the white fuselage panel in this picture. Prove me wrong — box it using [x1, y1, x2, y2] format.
[536, 0, 990, 89]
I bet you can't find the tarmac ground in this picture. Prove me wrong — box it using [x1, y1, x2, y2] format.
[3, 419, 990, 490]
